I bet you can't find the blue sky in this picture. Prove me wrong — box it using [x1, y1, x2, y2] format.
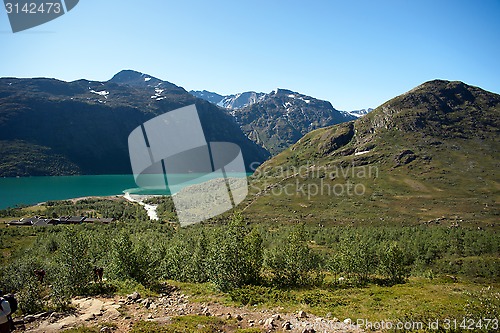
[1, 0, 499, 110]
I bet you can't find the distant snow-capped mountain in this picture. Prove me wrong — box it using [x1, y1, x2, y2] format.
[189, 90, 224, 105]
[230, 88, 357, 154]
[190, 90, 265, 109]
[347, 108, 374, 117]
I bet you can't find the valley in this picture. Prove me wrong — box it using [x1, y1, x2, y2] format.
[0, 76, 499, 333]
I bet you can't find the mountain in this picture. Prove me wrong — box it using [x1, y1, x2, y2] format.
[189, 90, 224, 105]
[190, 90, 265, 109]
[347, 108, 373, 118]
[191, 89, 360, 155]
[218, 91, 266, 109]
[0, 70, 270, 177]
[244, 80, 500, 227]
[231, 89, 357, 155]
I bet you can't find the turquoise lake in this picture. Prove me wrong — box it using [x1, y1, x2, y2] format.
[0, 173, 250, 209]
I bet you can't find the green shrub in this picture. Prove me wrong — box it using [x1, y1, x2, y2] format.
[265, 224, 323, 287]
[53, 229, 93, 297]
[228, 285, 291, 305]
[379, 242, 411, 284]
[207, 214, 263, 291]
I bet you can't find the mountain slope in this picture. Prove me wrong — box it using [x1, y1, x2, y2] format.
[0, 71, 270, 176]
[244, 80, 500, 226]
[233, 89, 356, 155]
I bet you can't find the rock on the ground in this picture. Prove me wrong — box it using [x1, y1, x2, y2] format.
[344, 318, 352, 325]
[264, 317, 274, 330]
[298, 310, 307, 318]
[127, 292, 140, 301]
[282, 321, 292, 330]
[24, 315, 35, 323]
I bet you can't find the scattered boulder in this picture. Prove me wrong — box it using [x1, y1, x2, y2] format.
[100, 327, 112, 333]
[302, 328, 316, 333]
[394, 149, 416, 167]
[282, 321, 292, 330]
[236, 314, 243, 321]
[141, 298, 152, 308]
[298, 310, 307, 319]
[24, 315, 35, 323]
[272, 314, 281, 320]
[264, 317, 274, 330]
[127, 292, 140, 302]
[344, 318, 352, 325]
[34, 311, 51, 319]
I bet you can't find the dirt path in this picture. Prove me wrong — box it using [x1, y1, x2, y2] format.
[19, 289, 364, 333]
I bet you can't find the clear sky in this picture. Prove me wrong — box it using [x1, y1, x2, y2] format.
[1, 0, 499, 110]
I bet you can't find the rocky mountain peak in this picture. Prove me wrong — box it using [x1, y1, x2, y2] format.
[108, 70, 182, 91]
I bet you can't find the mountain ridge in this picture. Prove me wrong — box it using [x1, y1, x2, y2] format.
[231, 88, 357, 155]
[0, 71, 270, 176]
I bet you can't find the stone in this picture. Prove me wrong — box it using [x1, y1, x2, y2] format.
[236, 314, 243, 321]
[24, 315, 35, 323]
[142, 298, 152, 308]
[272, 314, 281, 320]
[332, 317, 339, 322]
[298, 310, 307, 318]
[264, 317, 274, 330]
[100, 327, 112, 333]
[225, 313, 232, 320]
[301, 328, 316, 333]
[34, 311, 51, 319]
[127, 292, 140, 301]
[344, 318, 352, 325]
[282, 321, 292, 330]
[81, 313, 95, 321]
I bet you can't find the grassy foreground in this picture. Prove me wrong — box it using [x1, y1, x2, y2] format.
[0, 198, 498, 332]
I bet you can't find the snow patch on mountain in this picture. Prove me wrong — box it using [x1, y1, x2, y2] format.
[90, 90, 109, 99]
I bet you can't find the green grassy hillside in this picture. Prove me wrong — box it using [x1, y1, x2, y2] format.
[243, 80, 500, 227]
